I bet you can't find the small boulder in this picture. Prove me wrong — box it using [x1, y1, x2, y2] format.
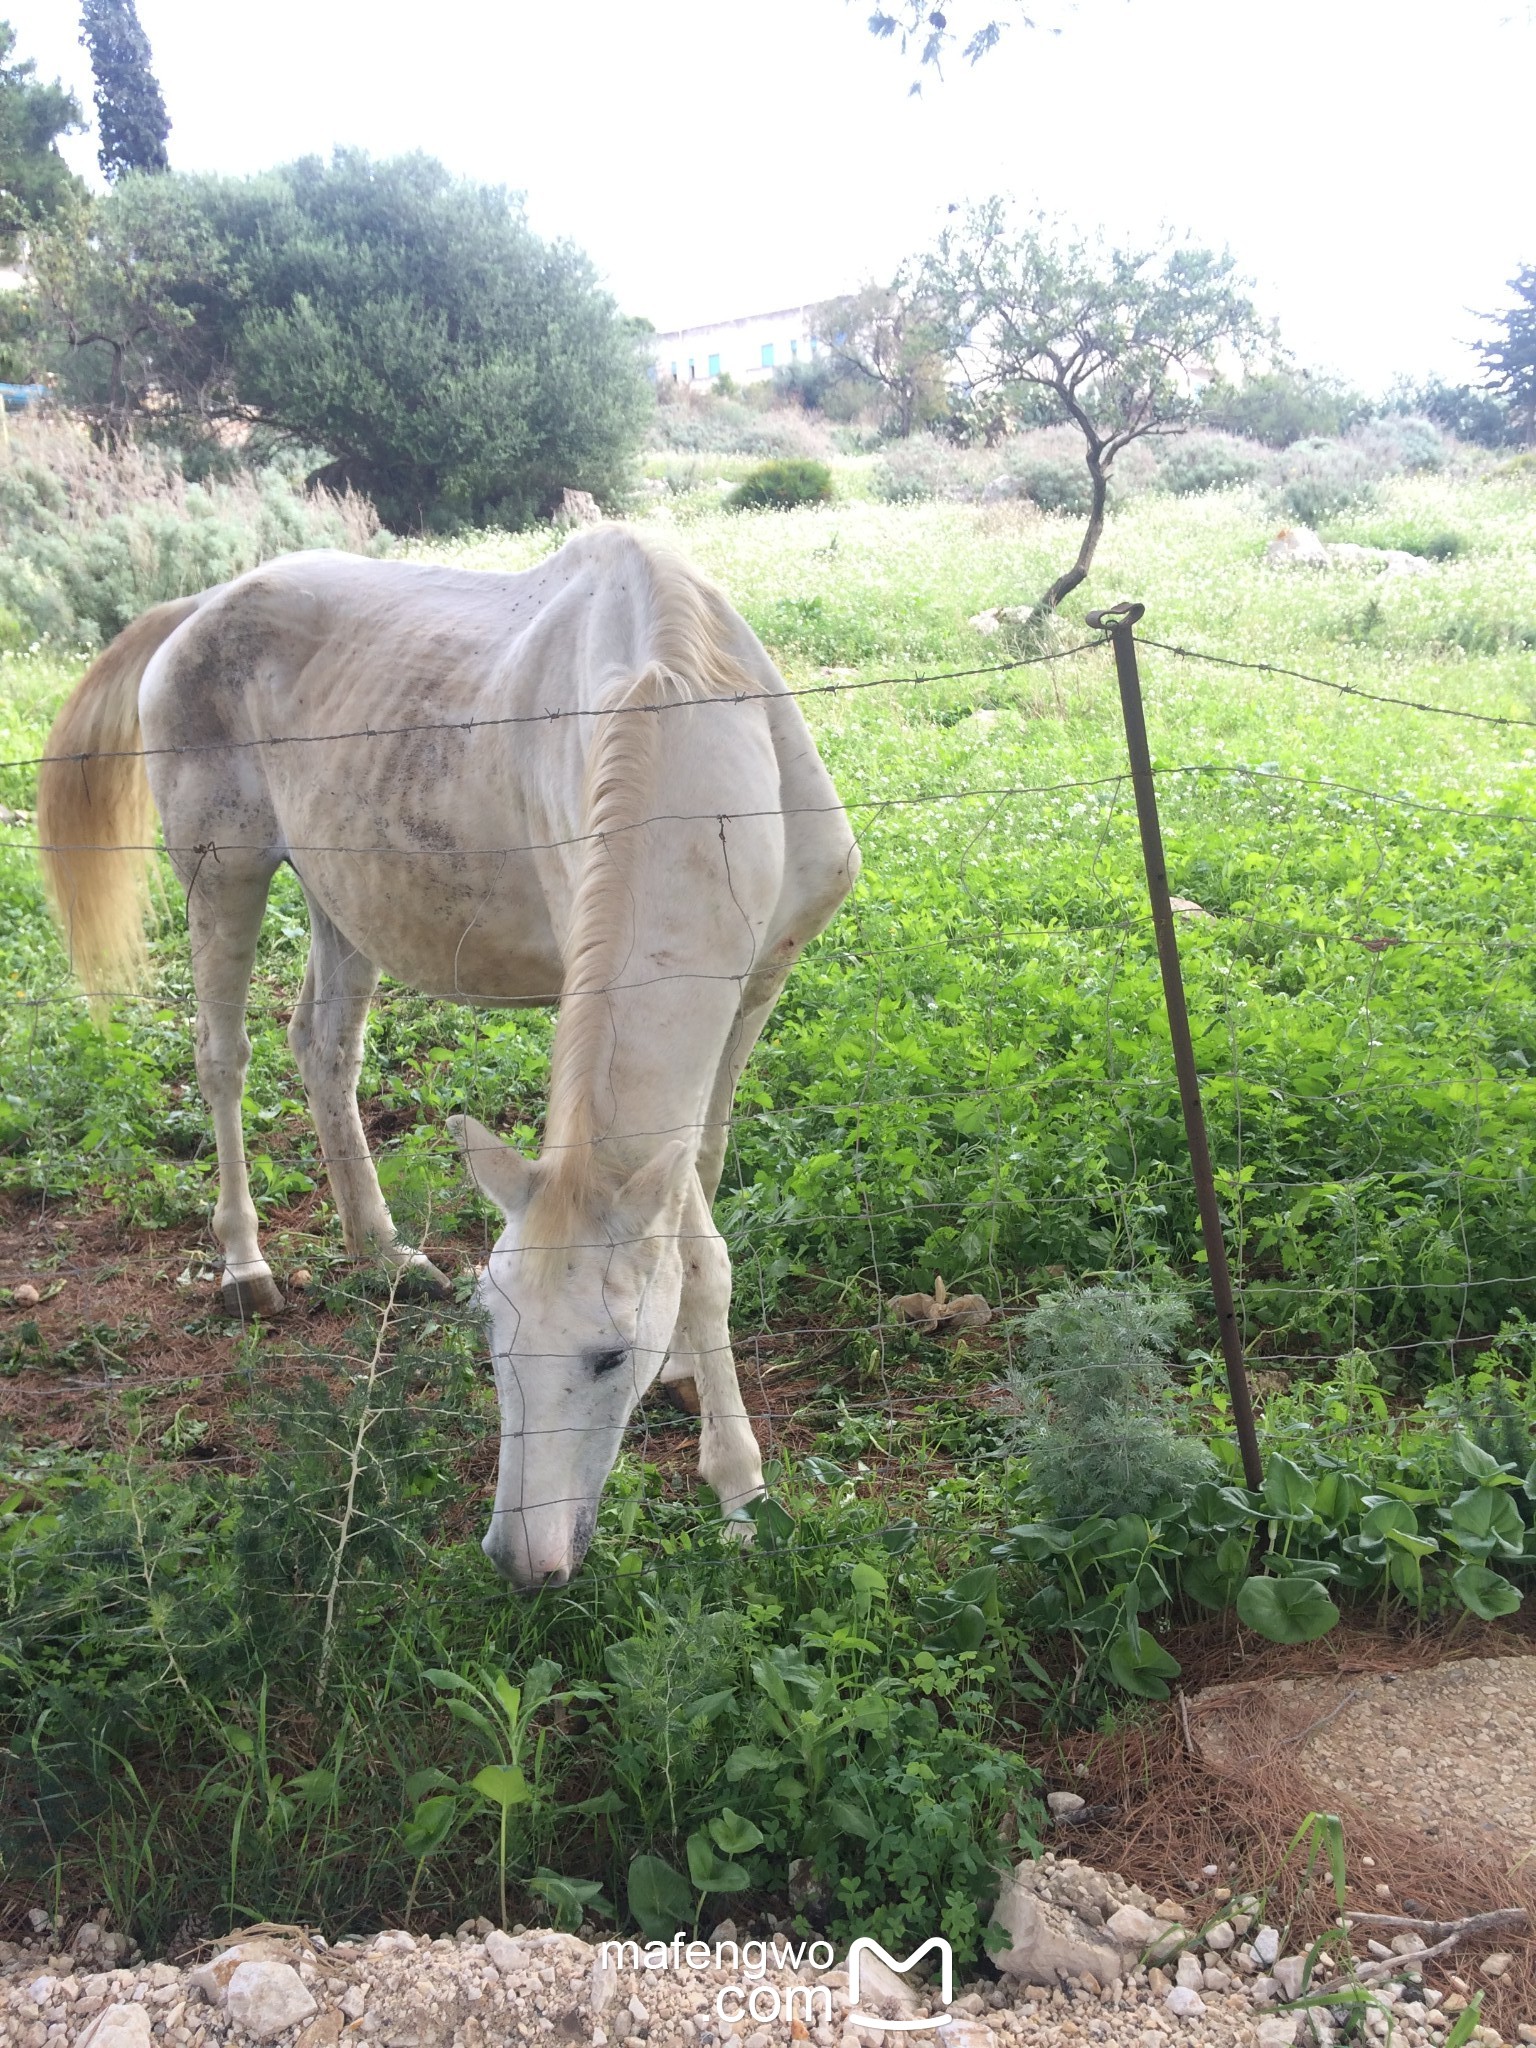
[188, 1939, 295, 2006]
[1479, 1952, 1512, 1980]
[1252, 1925, 1282, 1966]
[1273, 1955, 1309, 2001]
[1205, 1921, 1236, 1951]
[991, 1875, 1124, 1987]
[485, 1929, 526, 1974]
[224, 1960, 317, 2041]
[1175, 1952, 1204, 1990]
[1165, 1986, 1205, 2016]
[1258, 2018, 1300, 2048]
[1265, 526, 1329, 568]
[77, 2008, 154, 2048]
[849, 1951, 920, 2016]
[1047, 1791, 1087, 1817]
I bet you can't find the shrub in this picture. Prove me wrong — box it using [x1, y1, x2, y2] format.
[869, 434, 977, 503]
[1348, 414, 1446, 475]
[1154, 432, 1262, 497]
[728, 458, 833, 511]
[1273, 437, 1377, 524]
[1202, 366, 1374, 447]
[1344, 521, 1466, 561]
[1008, 456, 1095, 517]
[1005, 1281, 1215, 1520]
[0, 412, 383, 646]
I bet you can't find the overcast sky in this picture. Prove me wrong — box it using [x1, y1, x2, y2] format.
[17, 0, 1533, 390]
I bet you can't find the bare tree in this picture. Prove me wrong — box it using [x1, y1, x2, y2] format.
[811, 277, 947, 437]
[923, 201, 1268, 612]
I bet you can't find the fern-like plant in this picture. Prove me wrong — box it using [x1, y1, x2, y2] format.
[1006, 1281, 1215, 1520]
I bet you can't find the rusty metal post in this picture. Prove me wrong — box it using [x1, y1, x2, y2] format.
[1087, 601, 1265, 1494]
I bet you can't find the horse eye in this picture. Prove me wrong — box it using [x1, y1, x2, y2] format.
[590, 1348, 627, 1378]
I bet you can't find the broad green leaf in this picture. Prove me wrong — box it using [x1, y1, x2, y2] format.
[399, 1794, 458, 1857]
[491, 1673, 523, 1726]
[404, 1767, 457, 1804]
[708, 1808, 765, 1855]
[947, 1564, 999, 1606]
[826, 1798, 879, 1841]
[879, 1518, 919, 1553]
[724, 1744, 780, 1779]
[470, 1764, 530, 1811]
[627, 1854, 693, 1939]
[1452, 1433, 1505, 1483]
[531, 1869, 612, 1932]
[445, 1698, 498, 1740]
[1106, 1626, 1181, 1700]
[574, 1789, 624, 1816]
[1263, 1455, 1316, 1521]
[1450, 1562, 1523, 1620]
[803, 1455, 848, 1487]
[1446, 1485, 1524, 1559]
[1236, 1574, 1339, 1644]
[288, 1769, 337, 1806]
[681, 1689, 736, 1726]
[686, 1829, 750, 1893]
[522, 1658, 562, 1715]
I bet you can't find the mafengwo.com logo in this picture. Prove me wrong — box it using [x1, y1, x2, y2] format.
[847, 1938, 955, 2030]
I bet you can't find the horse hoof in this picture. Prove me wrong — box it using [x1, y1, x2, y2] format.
[660, 1376, 702, 1416]
[396, 1255, 453, 1301]
[219, 1270, 285, 1319]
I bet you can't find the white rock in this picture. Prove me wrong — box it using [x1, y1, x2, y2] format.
[1266, 527, 1330, 568]
[628, 1995, 650, 2024]
[1273, 1956, 1308, 2001]
[187, 1942, 292, 2008]
[1258, 2018, 1300, 2048]
[371, 1930, 417, 1954]
[339, 1986, 367, 2020]
[591, 1959, 620, 2013]
[1165, 1986, 1205, 2016]
[848, 1953, 919, 2015]
[1047, 1791, 1087, 1816]
[1250, 1976, 1281, 2006]
[223, 1962, 317, 2041]
[991, 1875, 1124, 1987]
[1204, 1921, 1236, 1951]
[1252, 1925, 1281, 1966]
[1175, 1953, 1204, 1991]
[1479, 1952, 1512, 1979]
[26, 1978, 59, 2005]
[1105, 1906, 1165, 1948]
[485, 1929, 529, 1974]
[77, 2008, 154, 2048]
[940, 2025, 995, 2048]
[1202, 1967, 1233, 1992]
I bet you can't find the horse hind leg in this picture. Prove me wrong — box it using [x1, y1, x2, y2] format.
[184, 862, 286, 1319]
[288, 896, 450, 1295]
[666, 1181, 765, 1527]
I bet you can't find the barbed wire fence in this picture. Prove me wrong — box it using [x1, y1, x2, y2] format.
[2, 607, 1535, 1595]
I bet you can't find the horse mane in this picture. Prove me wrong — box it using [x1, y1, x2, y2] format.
[527, 531, 759, 1266]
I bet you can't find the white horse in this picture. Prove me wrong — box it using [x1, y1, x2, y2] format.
[37, 528, 859, 1588]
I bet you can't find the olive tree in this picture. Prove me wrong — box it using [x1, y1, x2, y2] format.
[923, 201, 1268, 611]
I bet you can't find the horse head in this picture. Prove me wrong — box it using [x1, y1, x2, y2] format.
[449, 1114, 693, 1590]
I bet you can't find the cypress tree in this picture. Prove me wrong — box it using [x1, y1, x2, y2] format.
[79, 0, 169, 181]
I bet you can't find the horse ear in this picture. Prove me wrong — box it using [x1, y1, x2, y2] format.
[448, 1114, 537, 1217]
[611, 1138, 693, 1245]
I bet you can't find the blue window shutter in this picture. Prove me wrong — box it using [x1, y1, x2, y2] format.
[708, 353, 721, 377]
[760, 342, 775, 368]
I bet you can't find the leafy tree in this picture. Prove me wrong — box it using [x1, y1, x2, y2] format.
[922, 201, 1267, 611]
[1200, 364, 1371, 448]
[1387, 375, 1512, 451]
[32, 152, 653, 529]
[79, 0, 170, 180]
[1476, 264, 1536, 446]
[0, 21, 85, 255]
[811, 278, 947, 437]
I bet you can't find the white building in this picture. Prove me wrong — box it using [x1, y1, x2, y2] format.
[651, 304, 827, 388]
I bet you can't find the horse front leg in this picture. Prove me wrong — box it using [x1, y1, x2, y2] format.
[664, 1182, 765, 1527]
[185, 867, 285, 1319]
[288, 898, 450, 1294]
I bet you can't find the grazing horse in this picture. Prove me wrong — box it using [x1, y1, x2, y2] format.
[37, 528, 859, 1587]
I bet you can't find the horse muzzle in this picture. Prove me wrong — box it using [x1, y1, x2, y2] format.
[482, 1500, 597, 1593]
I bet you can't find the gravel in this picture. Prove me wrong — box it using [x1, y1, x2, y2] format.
[2, 1858, 1527, 2048]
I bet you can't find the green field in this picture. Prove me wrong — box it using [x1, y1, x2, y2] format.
[2, 470, 1534, 1952]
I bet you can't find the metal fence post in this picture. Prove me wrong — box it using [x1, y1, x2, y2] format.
[1086, 602, 1265, 1494]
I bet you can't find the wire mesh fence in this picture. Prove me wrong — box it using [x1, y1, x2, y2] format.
[3, 606, 1534, 1587]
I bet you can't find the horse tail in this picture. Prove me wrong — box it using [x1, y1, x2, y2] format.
[36, 596, 201, 1010]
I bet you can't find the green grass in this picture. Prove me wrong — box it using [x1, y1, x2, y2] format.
[2, 467, 1535, 1949]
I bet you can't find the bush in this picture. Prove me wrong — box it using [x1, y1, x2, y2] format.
[1005, 1282, 1215, 1520]
[1008, 456, 1095, 517]
[728, 458, 833, 511]
[870, 434, 978, 503]
[1349, 414, 1446, 475]
[1154, 432, 1262, 497]
[0, 412, 383, 646]
[1273, 437, 1378, 524]
[1202, 366, 1374, 447]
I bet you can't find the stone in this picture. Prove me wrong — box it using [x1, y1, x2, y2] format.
[848, 1952, 919, 2016]
[1266, 527, 1330, 568]
[1164, 1987, 1205, 2016]
[223, 1962, 317, 2042]
[1258, 2020, 1300, 2048]
[339, 1986, 367, 2020]
[940, 2026, 994, 2048]
[1252, 1926, 1281, 1967]
[592, 1959, 621, 2013]
[1478, 1952, 1512, 1979]
[1204, 1922, 1235, 1952]
[1153, 1902, 1186, 1923]
[485, 1930, 527, 1974]
[1271, 1956, 1309, 2002]
[1202, 1967, 1233, 1992]
[553, 489, 603, 530]
[295, 2016, 344, 2048]
[372, 1930, 417, 1953]
[77, 2009, 154, 2048]
[1047, 1792, 1087, 1816]
[1104, 1907, 1164, 1949]
[188, 1941, 294, 2007]
[991, 1875, 1125, 1988]
[1249, 1976, 1280, 2006]
[1175, 1955, 1204, 1991]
